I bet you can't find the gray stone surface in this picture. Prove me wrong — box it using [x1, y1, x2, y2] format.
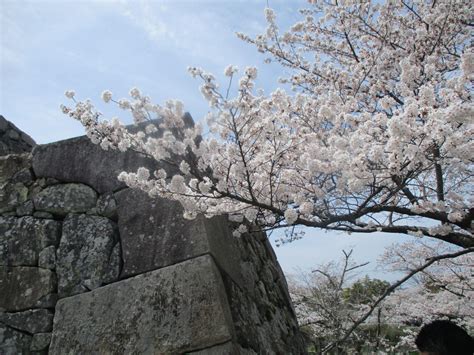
[0, 266, 57, 311]
[0, 153, 32, 183]
[33, 183, 97, 216]
[0, 116, 7, 132]
[32, 135, 169, 194]
[0, 181, 28, 213]
[49, 255, 234, 355]
[0, 309, 54, 334]
[115, 188, 242, 284]
[30, 332, 51, 351]
[0, 115, 306, 354]
[16, 200, 34, 216]
[56, 214, 120, 297]
[0, 216, 61, 266]
[95, 193, 118, 219]
[38, 246, 56, 270]
[188, 341, 256, 354]
[0, 116, 36, 156]
[220, 230, 307, 354]
[0, 324, 32, 355]
[33, 211, 54, 219]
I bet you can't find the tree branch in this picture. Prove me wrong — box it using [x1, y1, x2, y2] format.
[321, 247, 474, 354]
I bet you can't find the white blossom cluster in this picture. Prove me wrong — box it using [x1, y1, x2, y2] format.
[63, 1, 473, 246]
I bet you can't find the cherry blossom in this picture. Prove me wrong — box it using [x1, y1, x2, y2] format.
[62, 1, 473, 249]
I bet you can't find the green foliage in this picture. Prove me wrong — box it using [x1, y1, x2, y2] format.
[342, 276, 390, 305]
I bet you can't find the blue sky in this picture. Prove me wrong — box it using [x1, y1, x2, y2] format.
[1, 0, 419, 281]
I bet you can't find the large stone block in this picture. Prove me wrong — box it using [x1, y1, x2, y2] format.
[56, 214, 120, 298]
[30, 115, 195, 194]
[33, 183, 97, 216]
[0, 216, 61, 266]
[0, 267, 57, 311]
[49, 255, 234, 354]
[220, 231, 307, 354]
[115, 188, 242, 285]
[32, 135, 173, 194]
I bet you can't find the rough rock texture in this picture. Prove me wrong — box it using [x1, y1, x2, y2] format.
[0, 181, 29, 213]
[32, 136, 170, 194]
[0, 309, 54, 334]
[0, 115, 36, 155]
[0, 324, 32, 355]
[0, 153, 32, 183]
[0, 216, 61, 266]
[38, 246, 56, 270]
[1, 116, 306, 354]
[31, 332, 52, 352]
[56, 214, 120, 297]
[0, 266, 57, 311]
[224, 230, 306, 354]
[49, 255, 234, 354]
[33, 183, 97, 216]
[188, 341, 256, 354]
[115, 188, 242, 284]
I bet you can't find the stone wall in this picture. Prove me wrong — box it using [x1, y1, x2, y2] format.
[0, 115, 35, 155]
[0, 117, 306, 354]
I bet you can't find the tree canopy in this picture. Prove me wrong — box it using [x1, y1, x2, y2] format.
[62, 1, 473, 249]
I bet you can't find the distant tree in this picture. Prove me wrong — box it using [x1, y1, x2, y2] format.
[289, 245, 473, 353]
[343, 276, 390, 305]
[289, 250, 398, 354]
[381, 240, 474, 347]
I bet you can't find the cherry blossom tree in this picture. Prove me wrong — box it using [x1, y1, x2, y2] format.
[289, 243, 473, 353]
[288, 250, 392, 353]
[62, 0, 473, 248]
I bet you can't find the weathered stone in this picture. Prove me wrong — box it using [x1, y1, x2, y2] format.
[12, 168, 34, 185]
[1, 211, 16, 217]
[32, 136, 167, 194]
[0, 216, 61, 266]
[33, 211, 54, 219]
[16, 199, 34, 216]
[0, 309, 54, 334]
[219, 231, 307, 354]
[0, 323, 32, 355]
[38, 246, 56, 270]
[96, 193, 117, 219]
[115, 188, 242, 284]
[49, 255, 234, 354]
[56, 214, 119, 297]
[0, 154, 31, 183]
[102, 242, 121, 283]
[188, 341, 256, 354]
[0, 141, 8, 156]
[20, 132, 36, 148]
[0, 116, 36, 155]
[0, 115, 8, 132]
[0, 266, 56, 311]
[0, 182, 28, 213]
[8, 130, 20, 141]
[33, 183, 97, 216]
[35, 293, 58, 309]
[30, 332, 51, 351]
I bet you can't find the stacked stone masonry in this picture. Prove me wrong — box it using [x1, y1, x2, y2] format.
[0, 117, 306, 354]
